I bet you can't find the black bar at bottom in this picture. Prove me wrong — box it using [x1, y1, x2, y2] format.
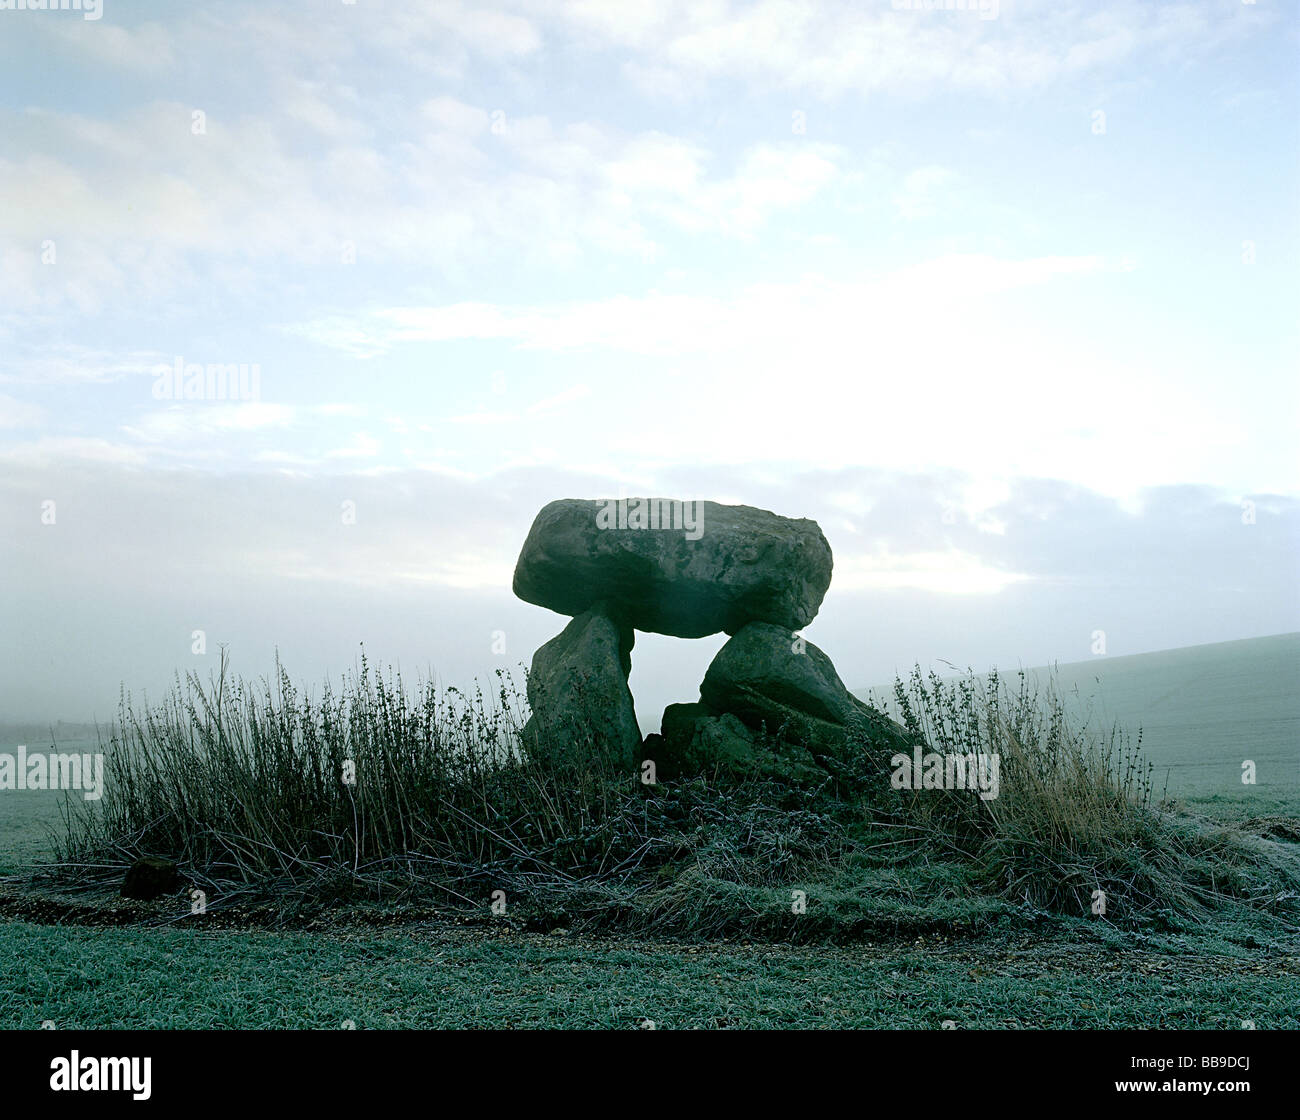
[0, 1028, 1287, 1105]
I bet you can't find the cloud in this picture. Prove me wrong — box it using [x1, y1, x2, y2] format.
[121, 404, 296, 445]
[1, 97, 847, 328]
[554, 0, 1271, 99]
[297, 253, 1105, 356]
[528, 384, 591, 415]
[0, 345, 170, 386]
[325, 432, 383, 459]
[894, 165, 959, 220]
[281, 81, 370, 143]
[268, 252, 1294, 501]
[0, 0, 1292, 733]
[377, 1, 542, 61]
[0, 436, 146, 465]
[834, 549, 1031, 594]
[0, 394, 43, 428]
[40, 20, 176, 73]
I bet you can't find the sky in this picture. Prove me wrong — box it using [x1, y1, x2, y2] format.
[0, 0, 1297, 729]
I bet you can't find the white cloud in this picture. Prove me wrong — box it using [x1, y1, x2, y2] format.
[41, 20, 176, 73]
[528, 384, 591, 414]
[281, 81, 369, 142]
[0, 345, 168, 386]
[325, 432, 382, 459]
[0, 394, 43, 428]
[252, 449, 319, 467]
[276, 251, 1290, 502]
[0, 436, 146, 465]
[379, 2, 542, 60]
[835, 549, 1031, 595]
[3, 99, 846, 323]
[307, 253, 1104, 357]
[123, 404, 295, 444]
[553, 0, 1270, 98]
[421, 97, 493, 135]
[894, 165, 959, 220]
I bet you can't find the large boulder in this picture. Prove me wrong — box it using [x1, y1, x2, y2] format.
[513, 498, 832, 638]
[522, 604, 640, 770]
[642, 704, 756, 781]
[649, 701, 823, 783]
[700, 622, 912, 761]
[660, 702, 716, 756]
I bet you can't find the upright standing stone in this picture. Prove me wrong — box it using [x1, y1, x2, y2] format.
[521, 603, 640, 769]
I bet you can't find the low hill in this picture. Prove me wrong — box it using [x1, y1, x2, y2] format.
[856, 632, 1300, 800]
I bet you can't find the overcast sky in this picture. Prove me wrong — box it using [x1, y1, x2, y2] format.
[1, 0, 1296, 729]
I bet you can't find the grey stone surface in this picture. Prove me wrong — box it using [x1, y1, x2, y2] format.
[513, 498, 832, 638]
[522, 603, 640, 769]
[650, 701, 823, 783]
[701, 622, 912, 759]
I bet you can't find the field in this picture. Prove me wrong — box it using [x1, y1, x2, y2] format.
[1, 636, 1297, 1029]
[4, 920, 1295, 1030]
[859, 632, 1300, 802]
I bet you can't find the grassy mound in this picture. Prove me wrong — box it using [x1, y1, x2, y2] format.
[858, 667, 1300, 924]
[46, 653, 1300, 939]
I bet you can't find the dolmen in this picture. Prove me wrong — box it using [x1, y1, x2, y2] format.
[513, 497, 910, 781]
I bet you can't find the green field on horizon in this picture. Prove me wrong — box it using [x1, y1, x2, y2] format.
[858, 632, 1300, 803]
